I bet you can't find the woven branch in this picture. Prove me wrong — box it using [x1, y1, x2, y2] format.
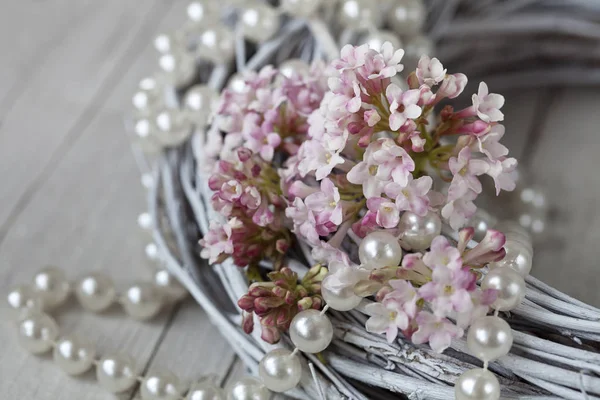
[131, 2, 600, 398]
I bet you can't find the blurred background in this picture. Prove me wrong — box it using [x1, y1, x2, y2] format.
[0, 0, 599, 398]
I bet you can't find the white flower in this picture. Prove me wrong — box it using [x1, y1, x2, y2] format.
[448, 147, 489, 201]
[416, 55, 447, 87]
[472, 82, 505, 122]
[487, 157, 518, 195]
[386, 84, 422, 131]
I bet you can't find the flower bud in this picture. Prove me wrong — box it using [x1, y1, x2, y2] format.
[354, 279, 382, 297]
[297, 297, 313, 311]
[242, 312, 254, 334]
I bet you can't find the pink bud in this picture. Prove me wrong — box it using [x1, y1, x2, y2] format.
[260, 326, 280, 344]
[297, 297, 313, 311]
[275, 239, 290, 254]
[242, 312, 254, 333]
[254, 297, 284, 314]
[237, 147, 252, 162]
[237, 295, 255, 311]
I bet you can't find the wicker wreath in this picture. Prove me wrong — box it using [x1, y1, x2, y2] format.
[129, 1, 600, 399]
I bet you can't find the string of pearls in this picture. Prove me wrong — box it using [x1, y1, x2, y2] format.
[455, 223, 533, 400]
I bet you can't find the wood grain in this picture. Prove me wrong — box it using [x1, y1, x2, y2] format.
[0, 0, 163, 238]
[0, 1, 235, 399]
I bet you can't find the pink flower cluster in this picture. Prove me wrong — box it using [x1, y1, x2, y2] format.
[200, 63, 327, 268]
[363, 228, 505, 352]
[283, 45, 517, 261]
[196, 43, 520, 354]
[199, 147, 291, 268]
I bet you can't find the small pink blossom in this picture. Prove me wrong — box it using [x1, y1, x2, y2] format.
[472, 82, 505, 122]
[385, 176, 432, 217]
[436, 73, 468, 100]
[364, 42, 405, 80]
[305, 178, 343, 229]
[386, 84, 422, 131]
[423, 236, 463, 270]
[328, 71, 363, 113]
[455, 289, 497, 328]
[240, 186, 261, 210]
[200, 218, 241, 263]
[448, 147, 489, 200]
[323, 261, 368, 297]
[441, 192, 478, 231]
[416, 55, 446, 87]
[475, 124, 509, 160]
[366, 197, 400, 229]
[364, 109, 381, 127]
[487, 157, 518, 195]
[372, 138, 416, 186]
[285, 198, 320, 246]
[219, 180, 243, 202]
[411, 311, 464, 353]
[463, 228, 507, 266]
[365, 280, 417, 343]
[419, 266, 475, 317]
[297, 139, 346, 180]
[333, 44, 370, 71]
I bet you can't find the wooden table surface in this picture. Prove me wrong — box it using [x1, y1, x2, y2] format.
[0, 2, 598, 399]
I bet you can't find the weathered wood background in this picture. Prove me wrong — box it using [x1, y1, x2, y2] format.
[0, 2, 598, 399]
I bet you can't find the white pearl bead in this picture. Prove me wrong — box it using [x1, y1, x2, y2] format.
[121, 282, 163, 320]
[17, 311, 59, 354]
[362, 30, 402, 52]
[53, 334, 96, 375]
[321, 275, 362, 311]
[359, 231, 403, 269]
[197, 24, 235, 64]
[279, 59, 310, 79]
[482, 268, 526, 311]
[145, 243, 160, 261]
[227, 73, 248, 93]
[489, 239, 533, 277]
[154, 109, 194, 146]
[186, 379, 225, 400]
[158, 52, 196, 87]
[138, 212, 153, 231]
[96, 354, 138, 393]
[187, 1, 219, 24]
[154, 31, 185, 54]
[289, 309, 333, 353]
[240, 3, 281, 43]
[226, 376, 270, 400]
[339, 0, 382, 29]
[184, 84, 219, 126]
[74, 273, 117, 312]
[153, 270, 188, 302]
[455, 368, 500, 400]
[32, 266, 70, 309]
[399, 211, 442, 251]
[467, 316, 513, 362]
[133, 77, 163, 115]
[134, 117, 163, 154]
[280, 0, 320, 18]
[7, 285, 44, 317]
[259, 348, 302, 392]
[386, 0, 426, 36]
[140, 371, 182, 400]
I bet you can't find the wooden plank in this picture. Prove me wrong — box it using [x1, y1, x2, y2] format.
[0, 1, 203, 398]
[0, 0, 97, 115]
[527, 88, 600, 307]
[0, 0, 164, 238]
